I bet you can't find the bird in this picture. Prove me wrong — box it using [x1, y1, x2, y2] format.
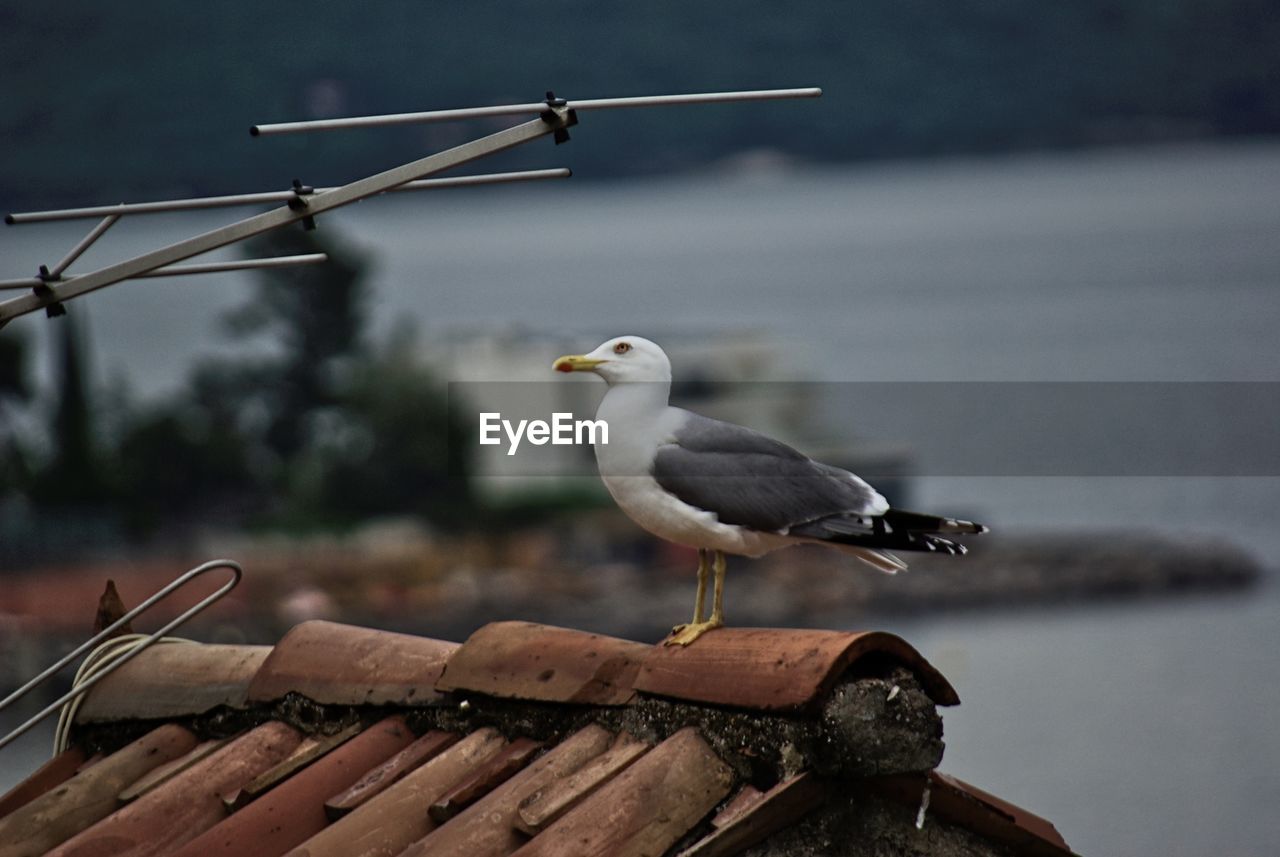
[553, 335, 987, 645]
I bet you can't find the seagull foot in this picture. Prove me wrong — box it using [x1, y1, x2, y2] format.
[665, 619, 723, 647]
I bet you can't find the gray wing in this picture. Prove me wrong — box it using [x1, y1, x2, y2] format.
[651, 411, 886, 534]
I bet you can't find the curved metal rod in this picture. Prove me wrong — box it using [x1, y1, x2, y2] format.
[0, 559, 242, 753]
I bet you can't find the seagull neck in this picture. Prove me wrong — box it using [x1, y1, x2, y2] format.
[598, 380, 671, 422]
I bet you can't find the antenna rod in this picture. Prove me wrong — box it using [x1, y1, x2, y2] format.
[47, 215, 120, 276]
[251, 87, 822, 136]
[6, 168, 572, 224]
[0, 254, 329, 291]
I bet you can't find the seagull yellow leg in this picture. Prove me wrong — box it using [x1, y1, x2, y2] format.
[692, 548, 709, 623]
[665, 549, 726, 646]
[710, 549, 727, 626]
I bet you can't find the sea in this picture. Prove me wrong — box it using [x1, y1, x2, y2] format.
[2, 140, 1278, 855]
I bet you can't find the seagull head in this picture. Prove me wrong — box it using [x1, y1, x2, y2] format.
[553, 335, 672, 384]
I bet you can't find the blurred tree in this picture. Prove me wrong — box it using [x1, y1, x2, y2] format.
[28, 316, 113, 507]
[110, 223, 473, 534]
[0, 329, 33, 495]
[0, 330, 29, 402]
[223, 226, 370, 462]
[287, 326, 473, 527]
[111, 398, 258, 535]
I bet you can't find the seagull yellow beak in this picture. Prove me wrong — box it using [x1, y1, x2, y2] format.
[553, 354, 606, 373]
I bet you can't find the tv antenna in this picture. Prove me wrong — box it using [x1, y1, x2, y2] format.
[0, 87, 820, 330]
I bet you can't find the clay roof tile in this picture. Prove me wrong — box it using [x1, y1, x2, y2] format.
[43, 720, 302, 857]
[282, 727, 506, 857]
[508, 727, 734, 857]
[676, 772, 826, 857]
[435, 621, 649, 706]
[635, 627, 960, 711]
[2, 617, 1082, 857]
[0, 746, 86, 820]
[875, 771, 1077, 857]
[165, 716, 417, 857]
[247, 620, 457, 707]
[75, 644, 271, 722]
[397, 724, 617, 857]
[322, 730, 460, 820]
[0, 724, 197, 857]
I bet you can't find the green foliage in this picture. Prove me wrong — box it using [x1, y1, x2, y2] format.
[111, 401, 258, 533]
[100, 225, 474, 535]
[280, 329, 473, 528]
[222, 227, 371, 461]
[0, 224, 473, 540]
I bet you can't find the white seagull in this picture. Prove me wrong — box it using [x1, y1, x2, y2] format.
[554, 335, 988, 645]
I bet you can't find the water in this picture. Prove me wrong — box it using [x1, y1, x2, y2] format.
[881, 581, 1280, 857]
[5, 142, 1278, 389]
[2, 142, 1279, 852]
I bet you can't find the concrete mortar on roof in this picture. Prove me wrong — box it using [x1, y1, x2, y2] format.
[70, 671, 943, 794]
[402, 675, 941, 785]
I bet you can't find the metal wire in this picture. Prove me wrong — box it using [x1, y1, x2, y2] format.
[51, 634, 194, 754]
[0, 559, 243, 754]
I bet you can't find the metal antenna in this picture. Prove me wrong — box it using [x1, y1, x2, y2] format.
[1, 86, 821, 328]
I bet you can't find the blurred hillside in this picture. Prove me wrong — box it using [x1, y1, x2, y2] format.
[3, 1, 1278, 210]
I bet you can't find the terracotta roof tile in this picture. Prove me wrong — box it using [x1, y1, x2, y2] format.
[117, 738, 226, 804]
[283, 727, 506, 857]
[165, 716, 417, 857]
[428, 736, 543, 822]
[43, 721, 302, 857]
[508, 727, 734, 857]
[676, 772, 826, 857]
[397, 724, 617, 857]
[514, 733, 650, 836]
[76, 644, 271, 722]
[436, 621, 649, 706]
[709, 784, 765, 829]
[636, 627, 960, 711]
[4, 616, 1081, 857]
[247, 620, 457, 706]
[875, 771, 1077, 857]
[0, 724, 197, 857]
[222, 724, 362, 811]
[0, 746, 86, 820]
[323, 730, 459, 820]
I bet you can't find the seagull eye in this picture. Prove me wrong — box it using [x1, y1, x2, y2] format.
[613, 342, 632, 354]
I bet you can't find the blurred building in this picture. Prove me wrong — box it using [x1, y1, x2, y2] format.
[417, 327, 910, 503]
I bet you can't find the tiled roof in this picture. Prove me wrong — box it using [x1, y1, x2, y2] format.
[0, 620, 1075, 857]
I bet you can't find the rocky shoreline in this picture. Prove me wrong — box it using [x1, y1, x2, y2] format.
[350, 531, 1266, 644]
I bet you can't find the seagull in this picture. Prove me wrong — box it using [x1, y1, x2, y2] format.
[554, 335, 988, 645]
